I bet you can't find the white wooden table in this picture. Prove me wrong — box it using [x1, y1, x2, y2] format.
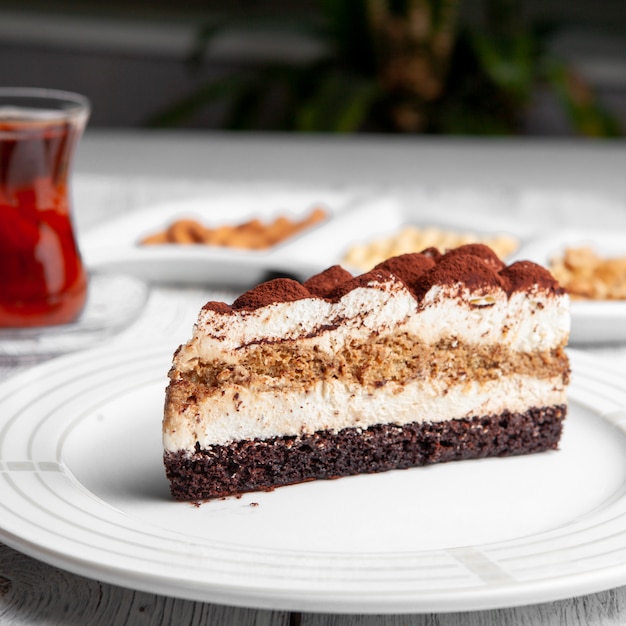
[2, 132, 626, 625]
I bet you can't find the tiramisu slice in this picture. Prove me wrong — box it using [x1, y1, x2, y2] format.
[163, 244, 570, 501]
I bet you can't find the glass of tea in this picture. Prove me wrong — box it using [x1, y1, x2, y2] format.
[0, 87, 90, 328]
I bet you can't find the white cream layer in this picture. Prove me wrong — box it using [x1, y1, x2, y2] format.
[174, 276, 569, 373]
[163, 374, 567, 452]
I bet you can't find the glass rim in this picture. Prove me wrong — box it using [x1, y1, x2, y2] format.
[0, 87, 91, 116]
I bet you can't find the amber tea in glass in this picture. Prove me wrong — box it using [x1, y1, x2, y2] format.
[0, 88, 90, 327]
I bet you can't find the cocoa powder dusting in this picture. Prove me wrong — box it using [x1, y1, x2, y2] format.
[202, 301, 233, 314]
[218, 244, 560, 312]
[419, 247, 442, 259]
[443, 243, 505, 272]
[374, 253, 435, 288]
[501, 260, 562, 295]
[329, 268, 396, 300]
[414, 253, 505, 298]
[304, 265, 353, 297]
[232, 278, 312, 310]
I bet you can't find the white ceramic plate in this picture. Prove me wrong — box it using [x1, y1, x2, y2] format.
[516, 230, 626, 344]
[79, 188, 361, 286]
[1, 344, 626, 613]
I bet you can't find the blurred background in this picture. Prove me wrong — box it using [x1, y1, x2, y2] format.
[1, 0, 624, 137]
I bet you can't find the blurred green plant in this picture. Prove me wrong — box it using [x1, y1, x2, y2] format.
[146, 0, 622, 136]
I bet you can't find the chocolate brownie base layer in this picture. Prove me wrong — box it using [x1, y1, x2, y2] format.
[164, 405, 566, 501]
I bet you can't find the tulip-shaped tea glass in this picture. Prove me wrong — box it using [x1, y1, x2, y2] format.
[0, 88, 90, 328]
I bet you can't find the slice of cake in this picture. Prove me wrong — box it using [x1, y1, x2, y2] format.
[163, 244, 570, 501]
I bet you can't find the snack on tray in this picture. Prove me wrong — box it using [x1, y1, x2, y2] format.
[139, 207, 327, 250]
[342, 225, 519, 271]
[163, 244, 570, 501]
[548, 246, 626, 300]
